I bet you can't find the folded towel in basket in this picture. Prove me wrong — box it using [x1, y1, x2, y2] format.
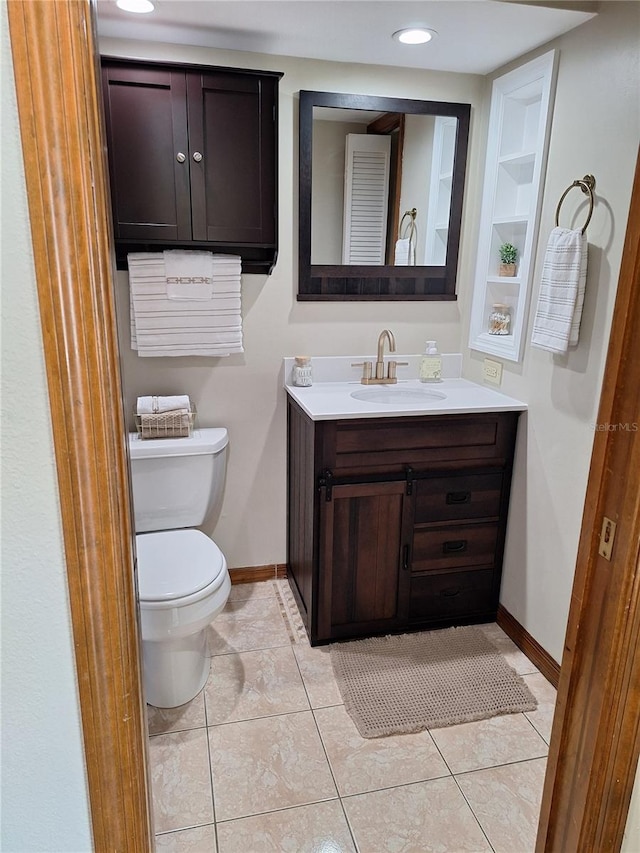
[136, 395, 191, 415]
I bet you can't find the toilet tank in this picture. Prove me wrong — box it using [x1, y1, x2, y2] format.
[128, 428, 228, 533]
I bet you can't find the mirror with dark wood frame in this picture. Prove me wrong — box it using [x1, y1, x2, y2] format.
[298, 90, 471, 301]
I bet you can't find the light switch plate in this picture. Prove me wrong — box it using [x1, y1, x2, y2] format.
[483, 358, 503, 386]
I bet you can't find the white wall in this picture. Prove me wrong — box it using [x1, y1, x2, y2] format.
[100, 36, 485, 570]
[622, 761, 640, 853]
[310, 118, 362, 264]
[399, 114, 434, 265]
[462, 1, 639, 662]
[0, 7, 93, 851]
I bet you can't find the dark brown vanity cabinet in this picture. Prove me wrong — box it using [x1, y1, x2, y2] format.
[101, 58, 282, 272]
[287, 399, 520, 644]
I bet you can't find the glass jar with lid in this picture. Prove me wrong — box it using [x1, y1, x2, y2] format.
[488, 303, 511, 336]
[292, 356, 313, 386]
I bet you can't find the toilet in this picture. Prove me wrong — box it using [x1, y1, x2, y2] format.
[128, 428, 232, 708]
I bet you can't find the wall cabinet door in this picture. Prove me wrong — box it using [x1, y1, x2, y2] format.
[187, 71, 277, 245]
[102, 64, 192, 242]
[316, 480, 413, 641]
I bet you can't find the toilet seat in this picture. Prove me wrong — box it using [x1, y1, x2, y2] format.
[136, 529, 226, 604]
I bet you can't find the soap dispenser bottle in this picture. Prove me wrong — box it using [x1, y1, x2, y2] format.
[419, 341, 442, 383]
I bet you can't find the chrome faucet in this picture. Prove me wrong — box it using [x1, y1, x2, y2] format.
[352, 329, 408, 385]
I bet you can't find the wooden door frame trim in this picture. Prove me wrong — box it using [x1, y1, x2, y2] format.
[536, 148, 640, 851]
[7, 0, 639, 848]
[7, 1, 152, 849]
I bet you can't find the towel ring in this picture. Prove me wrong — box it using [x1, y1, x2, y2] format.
[555, 174, 596, 234]
[399, 208, 417, 237]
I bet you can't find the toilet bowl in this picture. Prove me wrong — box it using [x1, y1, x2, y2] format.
[128, 428, 231, 708]
[136, 528, 231, 708]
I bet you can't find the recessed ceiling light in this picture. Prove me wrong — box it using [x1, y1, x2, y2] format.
[116, 0, 154, 13]
[393, 28, 437, 45]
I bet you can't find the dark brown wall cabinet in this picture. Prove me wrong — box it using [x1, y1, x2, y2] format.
[101, 58, 282, 273]
[287, 399, 520, 644]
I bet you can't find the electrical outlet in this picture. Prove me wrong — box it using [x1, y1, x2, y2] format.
[483, 358, 503, 386]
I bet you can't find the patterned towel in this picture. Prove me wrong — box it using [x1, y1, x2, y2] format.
[129, 252, 243, 357]
[164, 249, 213, 300]
[531, 227, 588, 353]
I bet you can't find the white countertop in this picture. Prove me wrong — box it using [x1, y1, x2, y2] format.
[285, 377, 527, 421]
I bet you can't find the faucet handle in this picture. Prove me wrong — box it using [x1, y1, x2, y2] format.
[351, 361, 373, 381]
[387, 360, 409, 380]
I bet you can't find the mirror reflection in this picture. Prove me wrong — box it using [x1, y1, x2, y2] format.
[311, 107, 458, 267]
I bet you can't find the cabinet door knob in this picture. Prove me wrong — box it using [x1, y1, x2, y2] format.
[192, 151, 203, 163]
[176, 152, 186, 163]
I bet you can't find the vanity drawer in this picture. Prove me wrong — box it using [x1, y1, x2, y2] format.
[325, 413, 517, 475]
[409, 569, 495, 622]
[412, 523, 499, 571]
[414, 473, 503, 523]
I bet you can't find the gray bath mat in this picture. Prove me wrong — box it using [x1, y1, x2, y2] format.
[330, 625, 537, 738]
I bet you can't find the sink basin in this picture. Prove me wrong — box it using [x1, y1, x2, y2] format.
[350, 386, 447, 404]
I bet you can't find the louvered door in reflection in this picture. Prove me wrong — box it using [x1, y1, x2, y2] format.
[342, 133, 391, 265]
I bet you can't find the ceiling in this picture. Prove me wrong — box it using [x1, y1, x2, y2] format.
[95, 0, 596, 76]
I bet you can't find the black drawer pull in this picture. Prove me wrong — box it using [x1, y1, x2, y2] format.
[441, 587, 461, 598]
[446, 490, 471, 505]
[442, 539, 468, 554]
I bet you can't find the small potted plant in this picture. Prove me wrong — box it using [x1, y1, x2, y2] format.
[499, 243, 517, 276]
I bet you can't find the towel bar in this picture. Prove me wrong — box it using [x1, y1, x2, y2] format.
[555, 174, 596, 234]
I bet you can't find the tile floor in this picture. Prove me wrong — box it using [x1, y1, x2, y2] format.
[148, 580, 557, 853]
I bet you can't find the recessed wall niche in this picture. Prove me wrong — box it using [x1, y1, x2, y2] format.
[468, 51, 558, 361]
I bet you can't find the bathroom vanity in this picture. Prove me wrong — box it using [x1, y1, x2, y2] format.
[285, 361, 526, 645]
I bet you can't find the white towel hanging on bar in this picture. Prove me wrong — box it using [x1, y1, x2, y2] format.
[129, 252, 243, 357]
